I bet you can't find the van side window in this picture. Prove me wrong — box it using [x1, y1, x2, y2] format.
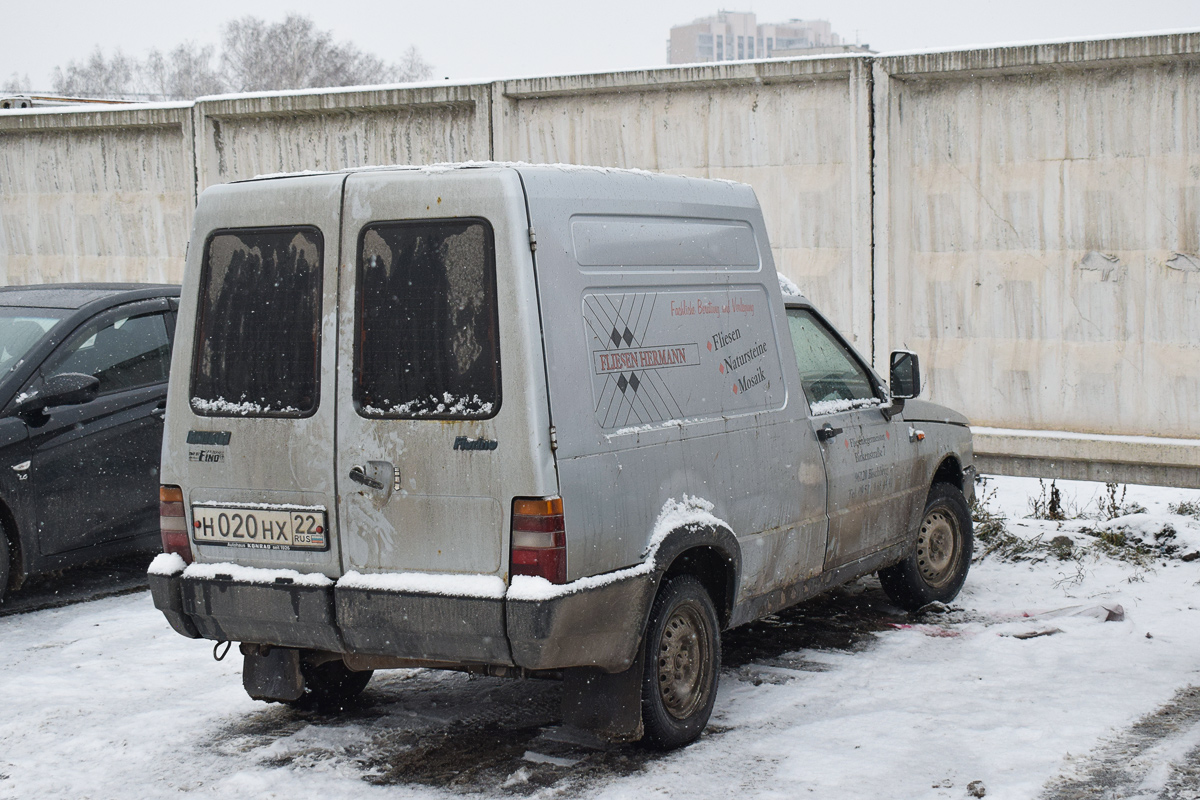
[785, 308, 879, 412]
[354, 218, 500, 419]
[191, 227, 323, 417]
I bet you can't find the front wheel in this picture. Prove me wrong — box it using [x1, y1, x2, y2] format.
[640, 575, 720, 750]
[879, 482, 973, 611]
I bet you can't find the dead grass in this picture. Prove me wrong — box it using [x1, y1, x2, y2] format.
[1169, 500, 1200, 519]
[972, 477, 1174, 569]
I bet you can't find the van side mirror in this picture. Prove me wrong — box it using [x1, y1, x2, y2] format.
[13, 373, 100, 415]
[889, 351, 921, 400]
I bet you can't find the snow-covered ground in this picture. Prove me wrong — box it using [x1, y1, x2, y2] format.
[2, 476, 1199, 799]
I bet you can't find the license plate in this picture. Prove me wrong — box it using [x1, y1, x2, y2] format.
[191, 505, 329, 551]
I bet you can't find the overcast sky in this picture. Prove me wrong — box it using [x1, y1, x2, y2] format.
[6, 0, 1200, 92]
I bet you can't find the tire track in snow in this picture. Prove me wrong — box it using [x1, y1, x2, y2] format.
[1043, 686, 1200, 800]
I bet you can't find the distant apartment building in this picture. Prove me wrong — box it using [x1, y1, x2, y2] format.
[668, 11, 872, 64]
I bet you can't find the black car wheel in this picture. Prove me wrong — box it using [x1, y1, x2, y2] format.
[641, 575, 720, 750]
[0, 528, 10, 603]
[880, 482, 974, 611]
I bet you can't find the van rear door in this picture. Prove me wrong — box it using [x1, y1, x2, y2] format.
[170, 174, 345, 577]
[334, 169, 554, 580]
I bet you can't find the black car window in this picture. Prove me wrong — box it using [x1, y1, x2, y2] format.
[354, 218, 501, 419]
[0, 309, 66, 377]
[191, 227, 323, 417]
[785, 308, 880, 414]
[47, 311, 171, 395]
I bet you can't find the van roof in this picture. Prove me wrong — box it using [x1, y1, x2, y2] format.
[239, 160, 746, 187]
[228, 161, 807, 300]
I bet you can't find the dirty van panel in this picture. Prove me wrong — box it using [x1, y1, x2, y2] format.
[335, 170, 554, 578]
[784, 307, 918, 568]
[517, 167, 827, 584]
[571, 216, 760, 269]
[161, 174, 346, 576]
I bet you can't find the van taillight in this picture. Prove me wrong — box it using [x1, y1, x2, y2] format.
[159, 485, 192, 564]
[510, 497, 566, 584]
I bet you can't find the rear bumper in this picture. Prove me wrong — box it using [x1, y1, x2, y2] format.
[507, 572, 655, 671]
[149, 568, 655, 673]
[337, 586, 511, 664]
[180, 577, 344, 652]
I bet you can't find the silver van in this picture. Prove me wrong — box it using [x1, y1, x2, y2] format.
[150, 163, 975, 749]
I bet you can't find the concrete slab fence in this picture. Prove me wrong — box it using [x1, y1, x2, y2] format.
[2, 33, 1198, 487]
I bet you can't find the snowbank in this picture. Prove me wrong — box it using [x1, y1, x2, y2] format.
[147, 552, 187, 576]
[182, 562, 333, 587]
[337, 570, 505, 599]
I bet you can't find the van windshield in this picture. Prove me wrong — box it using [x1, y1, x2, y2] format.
[354, 218, 500, 419]
[191, 227, 323, 417]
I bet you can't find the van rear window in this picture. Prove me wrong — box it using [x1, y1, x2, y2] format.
[355, 219, 500, 419]
[191, 227, 323, 417]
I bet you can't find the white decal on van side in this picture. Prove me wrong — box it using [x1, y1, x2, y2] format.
[594, 344, 699, 375]
[583, 288, 784, 430]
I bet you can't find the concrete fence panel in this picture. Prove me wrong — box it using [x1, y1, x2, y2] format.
[1, 35, 1198, 485]
[874, 34, 1200, 486]
[0, 104, 194, 284]
[193, 83, 494, 189]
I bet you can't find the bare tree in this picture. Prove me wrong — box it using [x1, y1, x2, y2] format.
[141, 43, 226, 100]
[394, 45, 433, 83]
[221, 14, 432, 92]
[53, 48, 137, 99]
[3, 73, 31, 93]
[46, 17, 432, 100]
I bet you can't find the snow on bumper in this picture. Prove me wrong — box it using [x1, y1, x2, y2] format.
[149, 562, 658, 672]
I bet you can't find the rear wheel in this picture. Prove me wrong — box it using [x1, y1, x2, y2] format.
[292, 659, 373, 710]
[640, 575, 720, 750]
[880, 482, 973, 611]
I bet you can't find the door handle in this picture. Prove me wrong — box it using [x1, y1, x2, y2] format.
[816, 423, 843, 442]
[151, 399, 167, 417]
[349, 465, 385, 490]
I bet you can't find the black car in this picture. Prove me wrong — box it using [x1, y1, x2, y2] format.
[0, 283, 180, 601]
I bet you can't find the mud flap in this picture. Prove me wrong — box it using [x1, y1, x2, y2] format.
[242, 648, 305, 702]
[561, 649, 645, 743]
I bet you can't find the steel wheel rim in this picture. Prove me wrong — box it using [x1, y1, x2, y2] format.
[917, 508, 959, 588]
[657, 601, 712, 720]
